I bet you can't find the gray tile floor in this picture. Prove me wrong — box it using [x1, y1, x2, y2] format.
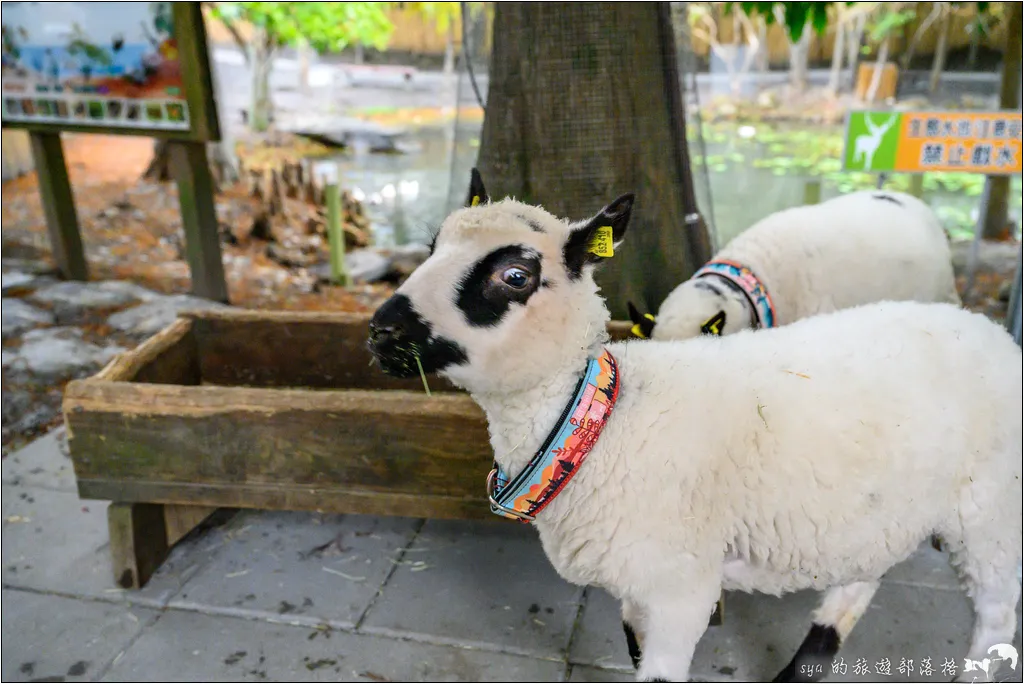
[2, 428, 1022, 682]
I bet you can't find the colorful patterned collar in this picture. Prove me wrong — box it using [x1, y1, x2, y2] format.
[695, 259, 776, 329]
[486, 349, 620, 523]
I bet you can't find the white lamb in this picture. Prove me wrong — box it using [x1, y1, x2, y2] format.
[627, 190, 960, 341]
[367, 176, 1022, 683]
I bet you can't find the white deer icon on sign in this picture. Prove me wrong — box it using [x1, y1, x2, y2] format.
[852, 113, 898, 171]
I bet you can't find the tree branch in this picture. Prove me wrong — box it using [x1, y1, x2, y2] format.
[219, 15, 250, 64]
[901, 2, 943, 69]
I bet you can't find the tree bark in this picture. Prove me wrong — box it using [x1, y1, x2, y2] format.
[443, 22, 455, 74]
[929, 5, 951, 94]
[846, 14, 866, 85]
[476, 2, 712, 319]
[865, 36, 889, 102]
[828, 18, 846, 94]
[981, 0, 1022, 240]
[249, 28, 274, 133]
[787, 22, 811, 92]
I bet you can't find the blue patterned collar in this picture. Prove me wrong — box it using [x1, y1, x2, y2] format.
[695, 259, 776, 329]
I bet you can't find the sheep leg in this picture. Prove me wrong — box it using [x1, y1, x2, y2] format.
[622, 599, 646, 669]
[772, 581, 879, 682]
[634, 580, 720, 682]
[948, 548, 1022, 683]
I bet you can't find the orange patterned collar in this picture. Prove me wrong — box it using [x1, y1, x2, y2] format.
[486, 349, 620, 523]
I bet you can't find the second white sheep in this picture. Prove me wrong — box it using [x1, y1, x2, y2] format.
[628, 190, 960, 340]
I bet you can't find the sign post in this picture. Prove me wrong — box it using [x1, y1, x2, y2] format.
[1, 2, 228, 302]
[842, 110, 1023, 338]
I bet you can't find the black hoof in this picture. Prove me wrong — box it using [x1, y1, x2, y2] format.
[622, 621, 642, 670]
[772, 624, 839, 682]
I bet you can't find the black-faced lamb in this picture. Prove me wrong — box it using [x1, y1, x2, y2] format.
[367, 175, 1022, 683]
[627, 190, 960, 340]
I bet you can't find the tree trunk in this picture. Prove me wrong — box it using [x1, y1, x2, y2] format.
[755, 17, 768, 72]
[249, 29, 274, 133]
[443, 22, 456, 74]
[866, 36, 889, 102]
[298, 39, 312, 94]
[846, 15, 866, 85]
[143, 139, 173, 182]
[788, 22, 810, 92]
[476, 2, 712, 319]
[208, 37, 239, 189]
[981, 0, 1022, 240]
[828, 19, 846, 94]
[929, 6, 951, 94]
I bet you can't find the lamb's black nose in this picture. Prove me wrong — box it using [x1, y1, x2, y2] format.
[368, 320, 404, 345]
[368, 294, 419, 348]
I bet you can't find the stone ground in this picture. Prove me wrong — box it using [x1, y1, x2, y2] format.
[1, 257, 231, 451]
[1, 428, 1022, 683]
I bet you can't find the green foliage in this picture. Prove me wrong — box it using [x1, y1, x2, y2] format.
[725, 2, 856, 43]
[399, 2, 461, 36]
[867, 6, 916, 44]
[209, 2, 394, 53]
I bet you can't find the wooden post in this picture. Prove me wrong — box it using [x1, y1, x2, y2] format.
[908, 174, 924, 198]
[29, 132, 88, 281]
[107, 502, 218, 589]
[108, 502, 170, 589]
[169, 141, 230, 303]
[326, 182, 350, 286]
[802, 179, 822, 205]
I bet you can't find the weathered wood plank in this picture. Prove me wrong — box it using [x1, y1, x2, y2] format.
[93, 317, 198, 384]
[82, 479, 493, 520]
[164, 504, 219, 546]
[65, 383, 491, 499]
[29, 132, 88, 281]
[107, 502, 170, 589]
[182, 309, 635, 390]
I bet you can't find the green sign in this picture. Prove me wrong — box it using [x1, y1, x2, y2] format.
[843, 111, 901, 172]
[843, 110, 1023, 175]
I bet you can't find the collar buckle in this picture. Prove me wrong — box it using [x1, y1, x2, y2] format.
[486, 469, 536, 522]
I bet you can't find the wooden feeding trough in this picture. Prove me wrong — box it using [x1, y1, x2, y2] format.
[63, 309, 635, 590]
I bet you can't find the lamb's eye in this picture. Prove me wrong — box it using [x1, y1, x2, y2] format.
[500, 266, 530, 289]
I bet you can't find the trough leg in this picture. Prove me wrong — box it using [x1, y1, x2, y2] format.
[107, 503, 218, 589]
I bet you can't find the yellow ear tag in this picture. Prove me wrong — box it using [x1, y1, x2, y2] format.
[471, 195, 480, 207]
[630, 314, 656, 339]
[588, 226, 614, 257]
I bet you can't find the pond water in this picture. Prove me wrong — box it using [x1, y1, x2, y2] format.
[312, 118, 1022, 250]
[311, 125, 480, 248]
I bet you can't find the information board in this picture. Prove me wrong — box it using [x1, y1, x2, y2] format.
[1, 2, 218, 140]
[842, 110, 1023, 175]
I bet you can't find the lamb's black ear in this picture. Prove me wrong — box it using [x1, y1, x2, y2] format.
[466, 168, 489, 207]
[701, 311, 726, 336]
[627, 301, 656, 339]
[627, 301, 644, 326]
[563, 193, 635, 280]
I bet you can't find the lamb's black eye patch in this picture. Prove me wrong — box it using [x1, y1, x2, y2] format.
[456, 245, 542, 327]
